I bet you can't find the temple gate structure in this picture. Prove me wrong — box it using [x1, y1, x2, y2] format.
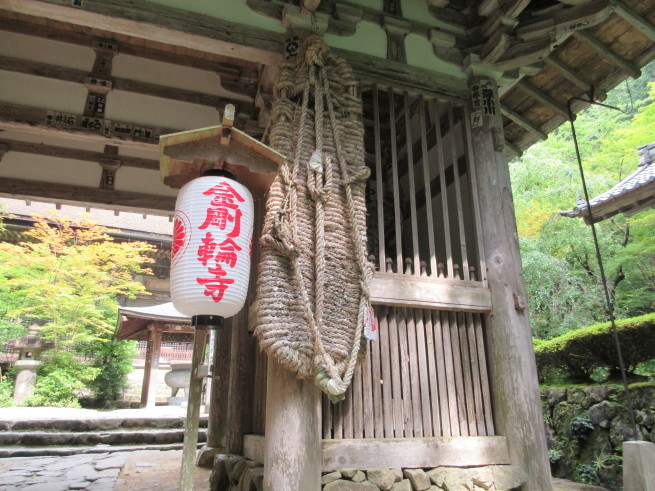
[1, 1, 655, 489]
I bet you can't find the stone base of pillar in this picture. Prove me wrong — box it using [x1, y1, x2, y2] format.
[623, 440, 655, 491]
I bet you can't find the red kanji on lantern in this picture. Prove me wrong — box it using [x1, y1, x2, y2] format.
[198, 181, 245, 236]
[215, 238, 241, 268]
[197, 232, 218, 267]
[197, 265, 235, 302]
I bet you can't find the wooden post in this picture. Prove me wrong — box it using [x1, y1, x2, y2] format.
[206, 327, 231, 449]
[140, 324, 162, 407]
[180, 326, 209, 490]
[466, 69, 552, 490]
[263, 358, 322, 491]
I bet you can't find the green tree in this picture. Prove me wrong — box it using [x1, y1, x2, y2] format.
[0, 213, 155, 406]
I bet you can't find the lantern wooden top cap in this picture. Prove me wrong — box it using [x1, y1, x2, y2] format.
[159, 120, 284, 196]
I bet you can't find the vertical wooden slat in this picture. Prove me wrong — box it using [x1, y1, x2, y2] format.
[448, 107, 470, 280]
[449, 312, 469, 436]
[462, 104, 487, 286]
[405, 309, 423, 437]
[343, 380, 354, 439]
[397, 309, 413, 436]
[474, 313, 495, 435]
[352, 364, 364, 439]
[371, 308, 384, 438]
[433, 100, 453, 278]
[457, 312, 478, 435]
[335, 391, 344, 440]
[424, 309, 441, 436]
[440, 310, 460, 436]
[323, 393, 331, 439]
[467, 313, 487, 436]
[432, 311, 450, 436]
[414, 309, 433, 437]
[389, 88, 404, 272]
[403, 92, 420, 273]
[362, 341, 375, 438]
[388, 307, 404, 437]
[373, 84, 386, 272]
[378, 306, 394, 438]
[419, 98, 438, 277]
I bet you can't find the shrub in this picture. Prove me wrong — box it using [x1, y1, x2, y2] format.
[23, 350, 98, 408]
[535, 313, 655, 383]
[0, 374, 14, 407]
[87, 340, 137, 405]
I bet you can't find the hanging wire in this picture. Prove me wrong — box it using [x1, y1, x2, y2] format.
[567, 90, 640, 437]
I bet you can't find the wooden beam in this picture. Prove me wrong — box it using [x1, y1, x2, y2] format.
[140, 326, 162, 407]
[500, 104, 547, 140]
[543, 56, 607, 100]
[0, 102, 169, 150]
[0, 55, 256, 116]
[1, 0, 284, 65]
[0, 0, 469, 102]
[0, 177, 176, 216]
[0, 16, 258, 97]
[0, 138, 158, 170]
[573, 30, 642, 79]
[322, 436, 510, 471]
[516, 80, 571, 120]
[370, 272, 492, 312]
[612, 0, 655, 42]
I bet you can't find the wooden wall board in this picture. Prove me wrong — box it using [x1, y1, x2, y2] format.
[322, 436, 510, 471]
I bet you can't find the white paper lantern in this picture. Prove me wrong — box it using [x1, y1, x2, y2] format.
[171, 175, 254, 319]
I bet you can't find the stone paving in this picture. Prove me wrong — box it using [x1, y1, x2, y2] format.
[0, 451, 136, 490]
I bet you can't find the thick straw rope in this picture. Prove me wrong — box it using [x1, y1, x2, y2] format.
[255, 36, 372, 401]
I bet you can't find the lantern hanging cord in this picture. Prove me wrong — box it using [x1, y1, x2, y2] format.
[567, 91, 639, 437]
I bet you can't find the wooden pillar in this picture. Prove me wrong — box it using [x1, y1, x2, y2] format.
[207, 326, 232, 449]
[140, 324, 162, 407]
[263, 358, 322, 491]
[466, 69, 552, 490]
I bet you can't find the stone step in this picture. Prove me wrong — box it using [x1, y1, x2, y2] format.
[0, 415, 208, 433]
[0, 442, 204, 458]
[0, 428, 207, 447]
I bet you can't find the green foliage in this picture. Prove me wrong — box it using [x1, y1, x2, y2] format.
[0, 374, 14, 408]
[512, 65, 655, 339]
[535, 313, 655, 383]
[24, 351, 99, 408]
[569, 416, 594, 435]
[0, 213, 155, 406]
[573, 463, 599, 485]
[87, 340, 137, 405]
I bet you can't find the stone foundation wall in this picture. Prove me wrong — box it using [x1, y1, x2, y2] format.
[209, 454, 526, 491]
[543, 384, 655, 490]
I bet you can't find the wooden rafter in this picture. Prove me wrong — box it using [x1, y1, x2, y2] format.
[500, 105, 547, 141]
[573, 30, 642, 79]
[543, 56, 607, 101]
[515, 80, 571, 121]
[612, 0, 655, 42]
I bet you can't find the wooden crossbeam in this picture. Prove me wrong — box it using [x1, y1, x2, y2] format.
[0, 138, 158, 170]
[0, 102, 168, 150]
[0, 177, 175, 216]
[504, 140, 522, 159]
[0, 0, 468, 101]
[500, 104, 547, 140]
[0, 16, 258, 97]
[573, 30, 641, 79]
[544, 56, 607, 100]
[0, 55, 256, 116]
[516, 80, 571, 120]
[612, 0, 655, 42]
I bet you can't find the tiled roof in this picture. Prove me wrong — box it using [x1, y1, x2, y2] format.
[560, 143, 655, 221]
